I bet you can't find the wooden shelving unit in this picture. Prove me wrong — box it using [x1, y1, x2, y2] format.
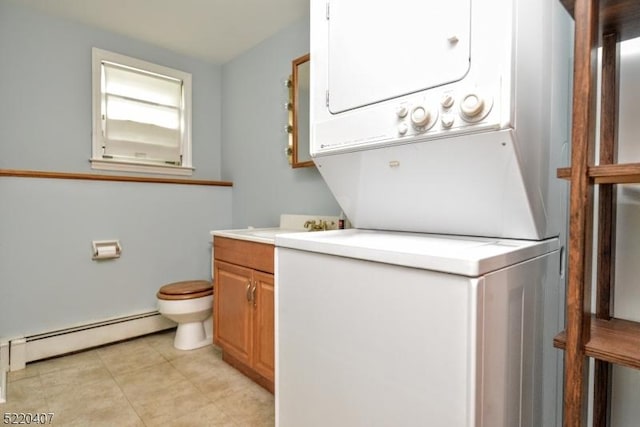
[554, 0, 640, 426]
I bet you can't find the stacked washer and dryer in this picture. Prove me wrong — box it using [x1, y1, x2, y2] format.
[276, 1, 573, 426]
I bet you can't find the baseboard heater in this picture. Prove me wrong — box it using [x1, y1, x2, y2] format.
[6, 310, 175, 372]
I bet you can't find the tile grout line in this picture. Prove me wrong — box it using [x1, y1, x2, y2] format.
[95, 346, 147, 426]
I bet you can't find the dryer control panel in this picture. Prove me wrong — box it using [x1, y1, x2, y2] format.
[397, 89, 494, 135]
[313, 84, 502, 154]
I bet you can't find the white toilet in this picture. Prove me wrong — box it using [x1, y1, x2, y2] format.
[157, 280, 213, 350]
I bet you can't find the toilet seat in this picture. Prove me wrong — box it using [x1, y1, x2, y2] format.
[157, 280, 212, 301]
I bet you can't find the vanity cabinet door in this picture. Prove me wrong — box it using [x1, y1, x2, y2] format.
[252, 271, 275, 382]
[214, 260, 254, 367]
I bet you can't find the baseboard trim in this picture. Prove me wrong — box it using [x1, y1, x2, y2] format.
[8, 311, 175, 371]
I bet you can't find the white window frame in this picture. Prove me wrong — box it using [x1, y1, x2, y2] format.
[91, 47, 193, 175]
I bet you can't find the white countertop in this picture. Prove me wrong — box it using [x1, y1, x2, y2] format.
[211, 214, 341, 244]
[210, 227, 307, 244]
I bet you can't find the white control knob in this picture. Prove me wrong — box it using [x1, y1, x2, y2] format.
[460, 93, 485, 119]
[441, 114, 455, 128]
[396, 105, 408, 118]
[440, 93, 455, 109]
[397, 122, 408, 135]
[410, 105, 431, 128]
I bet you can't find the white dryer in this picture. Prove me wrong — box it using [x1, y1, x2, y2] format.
[309, 0, 573, 239]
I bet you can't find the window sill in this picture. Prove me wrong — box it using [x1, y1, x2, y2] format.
[90, 158, 194, 176]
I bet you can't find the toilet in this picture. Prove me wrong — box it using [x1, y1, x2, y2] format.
[157, 280, 213, 350]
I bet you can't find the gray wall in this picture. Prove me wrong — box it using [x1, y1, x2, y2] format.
[0, 2, 231, 338]
[0, 2, 338, 339]
[221, 18, 340, 228]
[0, 178, 231, 336]
[0, 1, 222, 179]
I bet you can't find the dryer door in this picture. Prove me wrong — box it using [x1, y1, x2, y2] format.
[327, 0, 471, 114]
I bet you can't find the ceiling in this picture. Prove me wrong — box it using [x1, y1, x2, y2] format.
[13, 0, 309, 64]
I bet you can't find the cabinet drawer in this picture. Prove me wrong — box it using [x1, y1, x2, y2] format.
[214, 236, 274, 274]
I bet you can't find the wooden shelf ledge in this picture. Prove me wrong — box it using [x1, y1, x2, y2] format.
[560, 0, 640, 42]
[557, 167, 570, 179]
[557, 163, 640, 183]
[554, 316, 640, 370]
[0, 168, 232, 187]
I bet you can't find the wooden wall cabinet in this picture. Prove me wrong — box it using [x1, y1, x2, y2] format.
[213, 236, 275, 392]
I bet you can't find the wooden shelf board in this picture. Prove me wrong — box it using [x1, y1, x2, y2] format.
[557, 163, 640, 183]
[557, 167, 571, 179]
[554, 317, 640, 370]
[590, 163, 640, 183]
[560, 0, 640, 42]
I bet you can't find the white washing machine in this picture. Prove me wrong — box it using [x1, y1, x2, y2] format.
[276, 230, 561, 427]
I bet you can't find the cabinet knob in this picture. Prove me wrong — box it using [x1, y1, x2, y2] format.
[246, 282, 252, 302]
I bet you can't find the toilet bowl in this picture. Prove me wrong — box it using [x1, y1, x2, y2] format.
[157, 280, 213, 350]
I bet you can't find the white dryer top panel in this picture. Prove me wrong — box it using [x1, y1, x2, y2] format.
[328, 0, 471, 113]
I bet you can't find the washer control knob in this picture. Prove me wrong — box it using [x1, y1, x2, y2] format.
[398, 122, 408, 135]
[440, 93, 455, 109]
[460, 93, 485, 119]
[396, 105, 408, 118]
[410, 105, 431, 128]
[441, 114, 455, 128]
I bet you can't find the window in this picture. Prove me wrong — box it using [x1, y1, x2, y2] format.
[91, 48, 193, 175]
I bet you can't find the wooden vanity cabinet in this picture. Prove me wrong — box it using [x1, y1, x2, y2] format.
[213, 236, 275, 392]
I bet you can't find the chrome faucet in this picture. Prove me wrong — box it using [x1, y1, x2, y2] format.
[304, 219, 334, 231]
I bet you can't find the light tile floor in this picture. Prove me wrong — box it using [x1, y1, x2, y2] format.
[0, 330, 274, 426]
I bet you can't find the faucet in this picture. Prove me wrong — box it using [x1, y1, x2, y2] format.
[304, 219, 335, 231]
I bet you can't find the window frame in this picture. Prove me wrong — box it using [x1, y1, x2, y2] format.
[91, 48, 193, 176]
